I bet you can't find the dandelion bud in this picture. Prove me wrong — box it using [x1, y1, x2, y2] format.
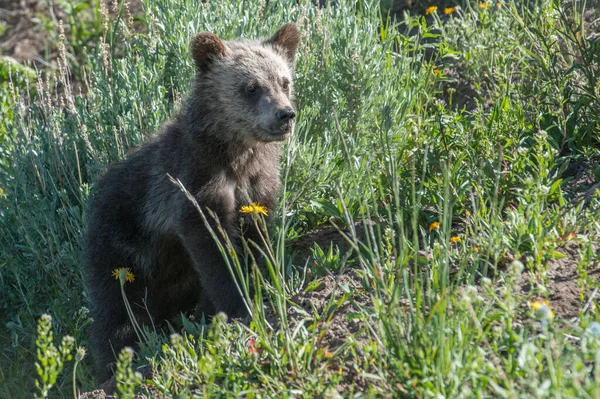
[75, 346, 87, 362]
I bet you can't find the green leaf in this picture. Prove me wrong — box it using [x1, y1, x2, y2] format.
[547, 250, 567, 260]
[548, 179, 562, 196]
[73, 3, 90, 15]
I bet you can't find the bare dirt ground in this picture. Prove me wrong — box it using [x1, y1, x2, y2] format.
[535, 241, 600, 320]
[0, 0, 143, 68]
[0, 0, 49, 65]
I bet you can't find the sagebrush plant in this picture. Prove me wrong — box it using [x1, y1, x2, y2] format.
[34, 315, 75, 399]
[115, 347, 143, 399]
[1, 0, 599, 397]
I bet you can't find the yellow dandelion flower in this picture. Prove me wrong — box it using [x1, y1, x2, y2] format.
[339, 367, 343, 376]
[450, 236, 461, 243]
[425, 6, 438, 15]
[112, 268, 135, 283]
[239, 202, 268, 216]
[429, 221, 440, 231]
[473, 246, 479, 252]
[496, 1, 502, 7]
[433, 68, 442, 77]
[479, 2, 491, 8]
[530, 299, 549, 311]
[444, 7, 455, 14]
[465, 210, 470, 216]
[124, 270, 135, 283]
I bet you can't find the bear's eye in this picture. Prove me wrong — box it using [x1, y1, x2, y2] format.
[246, 84, 257, 94]
[282, 80, 290, 90]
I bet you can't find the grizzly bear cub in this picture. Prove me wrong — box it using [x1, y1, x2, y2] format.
[85, 23, 300, 379]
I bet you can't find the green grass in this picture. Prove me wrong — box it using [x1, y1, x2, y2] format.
[1, 0, 599, 397]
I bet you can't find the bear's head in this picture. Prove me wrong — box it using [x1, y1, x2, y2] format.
[188, 24, 300, 144]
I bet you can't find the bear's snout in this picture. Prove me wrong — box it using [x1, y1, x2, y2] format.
[276, 108, 296, 121]
[264, 107, 295, 137]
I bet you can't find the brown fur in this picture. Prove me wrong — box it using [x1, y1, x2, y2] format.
[84, 24, 300, 380]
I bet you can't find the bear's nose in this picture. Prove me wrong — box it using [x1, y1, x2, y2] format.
[276, 109, 296, 121]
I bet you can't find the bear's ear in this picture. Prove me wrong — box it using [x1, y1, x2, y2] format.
[190, 32, 227, 70]
[265, 23, 300, 66]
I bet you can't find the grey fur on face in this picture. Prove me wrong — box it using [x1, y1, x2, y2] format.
[84, 23, 300, 381]
[187, 23, 300, 144]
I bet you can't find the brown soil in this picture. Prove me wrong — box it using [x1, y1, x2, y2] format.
[270, 223, 377, 392]
[0, 0, 49, 65]
[79, 390, 111, 399]
[79, 366, 150, 399]
[584, 2, 600, 39]
[289, 268, 374, 392]
[524, 241, 600, 320]
[79, 378, 117, 399]
[289, 222, 369, 262]
[440, 64, 492, 111]
[0, 0, 143, 68]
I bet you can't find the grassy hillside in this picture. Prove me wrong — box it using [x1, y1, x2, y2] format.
[1, 0, 599, 397]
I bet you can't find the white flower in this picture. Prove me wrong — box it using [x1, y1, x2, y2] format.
[510, 260, 524, 275]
